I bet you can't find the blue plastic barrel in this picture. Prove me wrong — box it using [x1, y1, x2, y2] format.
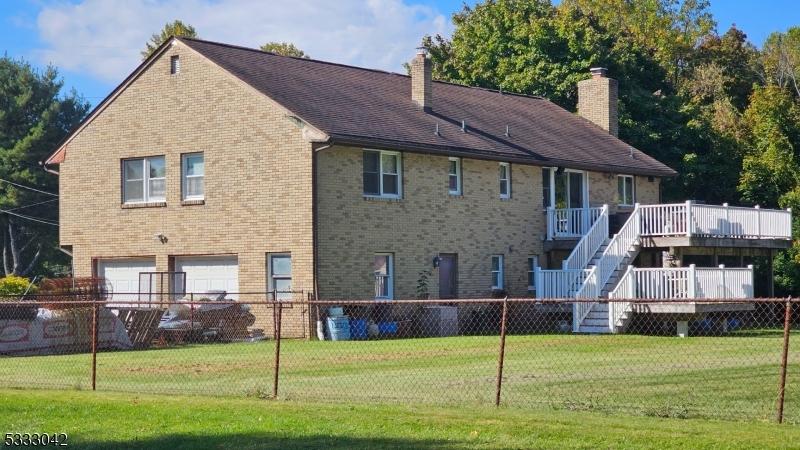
[327, 316, 351, 341]
[349, 319, 368, 340]
[377, 321, 398, 335]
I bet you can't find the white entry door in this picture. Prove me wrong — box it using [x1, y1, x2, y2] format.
[97, 258, 156, 302]
[174, 256, 239, 299]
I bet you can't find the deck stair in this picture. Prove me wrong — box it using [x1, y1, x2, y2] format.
[536, 202, 791, 334]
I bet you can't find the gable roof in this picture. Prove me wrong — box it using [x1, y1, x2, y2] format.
[180, 37, 675, 177]
[47, 36, 676, 177]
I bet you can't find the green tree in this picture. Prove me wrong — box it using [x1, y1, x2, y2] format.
[260, 42, 309, 58]
[141, 20, 198, 59]
[0, 58, 89, 276]
[761, 27, 800, 97]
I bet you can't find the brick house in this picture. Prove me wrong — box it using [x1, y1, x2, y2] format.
[46, 37, 791, 335]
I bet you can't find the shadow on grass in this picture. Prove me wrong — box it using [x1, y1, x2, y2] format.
[77, 433, 460, 450]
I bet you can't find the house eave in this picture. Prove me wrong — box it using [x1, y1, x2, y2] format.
[325, 133, 677, 178]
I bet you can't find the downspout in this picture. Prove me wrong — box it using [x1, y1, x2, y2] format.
[312, 142, 332, 304]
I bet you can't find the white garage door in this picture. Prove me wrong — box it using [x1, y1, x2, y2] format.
[175, 256, 239, 299]
[97, 258, 156, 302]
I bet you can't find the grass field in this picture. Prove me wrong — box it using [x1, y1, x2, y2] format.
[3, 331, 798, 423]
[4, 389, 800, 449]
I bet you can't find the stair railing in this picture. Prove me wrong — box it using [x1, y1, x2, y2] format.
[562, 204, 609, 271]
[573, 204, 642, 330]
[608, 265, 635, 332]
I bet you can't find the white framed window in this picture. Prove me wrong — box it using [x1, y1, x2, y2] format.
[122, 156, 165, 203]
[170, 55, 180, 75]
[491, 255, 504, 290]
[363, 150, 402, 198]
[527, 255, 539, 292]
[542, 168, 552, 208]
[268, 253, 292, 301]
[448, 157, 462, 195]
[499, 163, 511, 199]
[618, 175, 635, 206]
[374, 253, 394, 300]
[182, 153, 205, 200]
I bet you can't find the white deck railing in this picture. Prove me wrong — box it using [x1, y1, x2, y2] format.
[548, 203, 791, 240]
[639, 202, 791, 239]
[608, 264, 754, 331]
[547, 206, 604, 239]
[535, 268, 592, 299]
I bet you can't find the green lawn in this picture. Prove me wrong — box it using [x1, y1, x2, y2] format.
[2, 389, 799, 449]
[2, 332, 798, 423]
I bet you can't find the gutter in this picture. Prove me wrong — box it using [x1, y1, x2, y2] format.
[40, 161, 59, 176]
[326, 133, 678, 178]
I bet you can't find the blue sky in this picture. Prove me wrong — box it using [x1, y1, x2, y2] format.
[1, 0, 799, 106]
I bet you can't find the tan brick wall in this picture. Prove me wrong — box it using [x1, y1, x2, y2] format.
[588, 173, 661, 214]
[59, 41, 314, 306]
[316, 147, 545, 299]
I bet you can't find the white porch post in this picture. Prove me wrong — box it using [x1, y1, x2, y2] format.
[688, 264, 696, 299]
[685, 200, 693, 237]
[534, 266, 542, 299]
[755, 205, 761, 237]
[746, 264, 754, 297]
[719, 264, 726, 298]
[546, 207, 554, 240]
[627, 265, 636, 299]
[723, 203, 730, 237]
[677, 320, 689, 338]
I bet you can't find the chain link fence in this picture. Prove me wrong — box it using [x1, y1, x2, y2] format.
[1, 294, 797, 423]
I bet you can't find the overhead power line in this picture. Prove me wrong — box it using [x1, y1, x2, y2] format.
[5, 198, 58, 212]
[0, 209, 59, 227]
[0, 178, 58, 197]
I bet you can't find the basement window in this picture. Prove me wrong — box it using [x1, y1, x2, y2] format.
[170, 55, 180, 75]
[491, 255, 504, 290]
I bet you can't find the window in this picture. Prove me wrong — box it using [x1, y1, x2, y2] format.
[618, 175, 635, 206]
[374, 253, 394, 300]
[499, 163, 511, 199]
[182, 153, 204, 200]
[170, 55, 180, 75]
[269, 254, 292, 301]
[542, 168, 552, 208]
[527, 256, 539, 292]
[491, 255, 504, 290]
[544, 168, 586, 209]
[363, 150, 401, 198]
[448, 157, 462, 195]
[122, 156, 165, 203]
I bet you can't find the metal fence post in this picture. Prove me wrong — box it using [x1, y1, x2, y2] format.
[495, 297, 509, 407]
[272, 301, 283, 400]
[777, 297, 792, 424]
[91, 302, 98, 391]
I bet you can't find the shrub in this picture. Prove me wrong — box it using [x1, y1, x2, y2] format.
[0, 275, 35, 298]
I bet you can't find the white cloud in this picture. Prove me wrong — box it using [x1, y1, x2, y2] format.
[32, 0, 451, 84]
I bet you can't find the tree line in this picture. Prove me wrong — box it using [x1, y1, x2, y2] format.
[4, 4, 800, 293]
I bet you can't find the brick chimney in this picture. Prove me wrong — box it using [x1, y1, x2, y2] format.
[411, 48, 432, 110]
[577, 67, 618, 136]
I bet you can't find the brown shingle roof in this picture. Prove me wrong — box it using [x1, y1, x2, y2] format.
[182, 37, 675, 177]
